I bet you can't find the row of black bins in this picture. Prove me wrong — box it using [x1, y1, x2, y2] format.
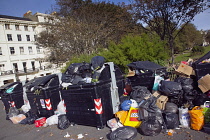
[0, 64, 125, 129]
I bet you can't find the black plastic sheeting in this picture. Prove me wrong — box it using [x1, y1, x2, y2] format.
[127, 61, 164, 72]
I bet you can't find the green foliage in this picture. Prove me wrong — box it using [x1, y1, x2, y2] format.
[191, 46, 205, 56]
[175, 23, 203, 53]
[101, 33, 169, 72]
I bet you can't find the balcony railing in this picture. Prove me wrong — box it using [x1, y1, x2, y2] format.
[0, 68, 39, 76]
[0, 70, 14, 76]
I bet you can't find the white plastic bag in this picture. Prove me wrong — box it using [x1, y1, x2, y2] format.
[179, 107, 190, 128]
[56, 101, 66, 114]
[21, 105, 30, 113]
[153, 75, 164, 91]
[45, 114, 59, 126]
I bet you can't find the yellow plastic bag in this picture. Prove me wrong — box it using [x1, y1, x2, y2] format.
[123, 107, 141, 128]
[115, 111, 128, 124]
[189, 106, 204, 130]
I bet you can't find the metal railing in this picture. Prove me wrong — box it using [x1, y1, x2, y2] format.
[0, 68, 39, 76]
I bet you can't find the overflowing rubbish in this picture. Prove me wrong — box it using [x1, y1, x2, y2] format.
[0, 52, 210, 139]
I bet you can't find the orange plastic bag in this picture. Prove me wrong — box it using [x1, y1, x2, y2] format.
[123, 107, 141, 128]
[189, 106, 204, 130]
[115, 111, 128, 124]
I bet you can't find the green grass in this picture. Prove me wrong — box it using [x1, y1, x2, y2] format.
[174, 45, 210, 63]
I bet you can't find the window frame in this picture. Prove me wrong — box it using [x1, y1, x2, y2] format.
[15, 25, 20, 30]
[24, 25, 28, 31]
[17, 34, 22, 41]
[36, 46, 41, 53]
[10, 47, 15, 55]
[28, 46, 33, 54]
[5, 24, 10, 29]
[26, 35, 30, 41]
[19, 47, 24, 54]
[0, 47, 2, 55]
[7, 34, 13, 41]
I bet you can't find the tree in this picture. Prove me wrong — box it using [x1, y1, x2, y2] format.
[205, 30, 210, 44]
[101, 33, 169, 71]
[132, 0, 208, 64]
[36, 0, 140, 64]
[175, 23, 203, 53]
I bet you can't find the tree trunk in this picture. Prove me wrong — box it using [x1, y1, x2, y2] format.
[169, 36, 174, 66]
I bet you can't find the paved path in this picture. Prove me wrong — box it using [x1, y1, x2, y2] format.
[0, 102, 209, 140]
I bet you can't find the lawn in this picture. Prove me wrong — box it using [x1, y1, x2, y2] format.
[174, 45, 210, 63]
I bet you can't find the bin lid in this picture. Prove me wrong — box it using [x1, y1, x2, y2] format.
[25, 74, 58, 90]
[127, 61, 164, 72]
[0, 82, 20, 90]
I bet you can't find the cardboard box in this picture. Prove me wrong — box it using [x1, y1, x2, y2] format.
[175, 63, 194, 76]
[152, 91, 168, 110]
[198, 74, 210, 93]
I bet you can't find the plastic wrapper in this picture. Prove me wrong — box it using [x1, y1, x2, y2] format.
[179, 107, 190, 128]
[8, 107, 19, 118]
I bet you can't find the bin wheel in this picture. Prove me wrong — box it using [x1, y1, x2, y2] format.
[70, 122, 75, 126]
[97, 126, 104, 130]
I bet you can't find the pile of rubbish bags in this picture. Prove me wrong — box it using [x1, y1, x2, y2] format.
[106, 52, 210, 139]
[1, 52, 210, 139]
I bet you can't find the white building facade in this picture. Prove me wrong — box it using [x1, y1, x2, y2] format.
[0, 11, 60, 86]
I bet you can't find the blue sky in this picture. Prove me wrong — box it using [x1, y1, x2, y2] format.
[0, 0, 209, 30]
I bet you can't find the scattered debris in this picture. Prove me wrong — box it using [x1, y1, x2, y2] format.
[77, 134, 84, 139]
[64, 132, 70, 138]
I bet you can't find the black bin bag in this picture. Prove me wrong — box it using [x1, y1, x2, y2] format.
[130, 86, 152, 103]
[163, 112, 179, 129]
[57, 114, 70, 130]
[138, 116, 162, 136]
[159, 80, 182, 96]
[108, 126, 137, 140]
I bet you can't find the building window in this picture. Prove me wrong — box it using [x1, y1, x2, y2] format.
[28, 46, 33, 54]
[31, 61, 35, 71]
[22, 62, 27, 73]
[13, 63, 18, 73]
[17, 34, 22, 41]
[24, 25, 28, 31]
[32, 26, 36, 31]
[19, 47, 24, 54]
[36, 46, 41, 53]
[15, 25, 20, 30]
[0, 64, 5, 71]
[26, 35, 30, 41]
[0, 47, 2, 55]
[10, 47, 15, 54]
[5, 24, 10, 29]
[34, 35, 37, 41]
[7, 34, 12, 41]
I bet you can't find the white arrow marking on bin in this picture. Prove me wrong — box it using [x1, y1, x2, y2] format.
[62, 99, 66, 112]
[45, 99, 52, 110]
[10, 101, 16, 107]
[94, 98, 103, 114]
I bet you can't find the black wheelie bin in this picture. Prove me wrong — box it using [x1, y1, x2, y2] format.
[61, 62, 125, 129]
[25, 74, 61, 118]
[0, 82, 24, 119]
[126, 61, 167, 91]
